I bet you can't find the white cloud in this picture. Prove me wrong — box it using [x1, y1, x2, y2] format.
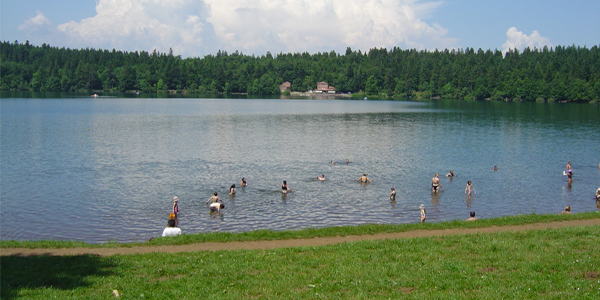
[205, 0, 458, 55]
[44, 0, 456, 57]
[502, 27, 552, 54]
[18, 10, 51, 31]
[56, 0, 213, 56]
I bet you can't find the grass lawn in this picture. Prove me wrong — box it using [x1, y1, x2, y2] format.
[1, 213, 599, 299]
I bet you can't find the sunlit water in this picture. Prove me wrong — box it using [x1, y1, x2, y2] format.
[1, 97, 599, 243]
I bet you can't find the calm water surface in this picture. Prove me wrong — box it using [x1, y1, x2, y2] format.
[1, 98, 599, 243]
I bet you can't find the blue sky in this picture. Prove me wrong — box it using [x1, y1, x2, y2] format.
[1, 0, 598, 58]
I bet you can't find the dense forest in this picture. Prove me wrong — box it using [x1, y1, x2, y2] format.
[1, 40, 599, 102]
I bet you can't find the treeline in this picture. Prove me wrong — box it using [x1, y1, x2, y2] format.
[1, 40, 599, 102]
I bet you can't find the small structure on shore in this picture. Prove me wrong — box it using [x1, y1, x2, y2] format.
[279, 81, 292, 93]
[316, 82, 336, 94]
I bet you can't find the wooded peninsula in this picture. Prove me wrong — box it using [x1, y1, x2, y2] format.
[1, 41, 599, 102]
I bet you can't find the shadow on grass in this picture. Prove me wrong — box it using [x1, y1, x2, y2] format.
[1, 254, 116, 299]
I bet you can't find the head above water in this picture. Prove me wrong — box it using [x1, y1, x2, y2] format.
[470, 211, 476, 217]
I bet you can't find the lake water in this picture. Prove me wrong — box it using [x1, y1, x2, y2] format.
[1, 97, 599, 243]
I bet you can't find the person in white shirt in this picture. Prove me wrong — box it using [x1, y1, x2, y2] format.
[162, 219, 181, 237]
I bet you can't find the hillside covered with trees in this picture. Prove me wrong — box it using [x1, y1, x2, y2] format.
[1, 41, 599, 102]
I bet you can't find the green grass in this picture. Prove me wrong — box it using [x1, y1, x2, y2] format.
[2, 225, 599, 299]
[1, 212, 598, 248]
[1, 213, 599, 299]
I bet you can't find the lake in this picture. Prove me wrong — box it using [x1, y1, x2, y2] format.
[1, 97, 599, 243]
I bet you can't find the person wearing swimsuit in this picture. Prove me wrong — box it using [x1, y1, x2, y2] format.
[207, 192, 224, 212]
[420, 204, 426, 222]
[172, 196, 180, 225]
[464, 181, 476, 195]
[390, 188, 396, 201]
[241, 178, 248, 186]
[431, 173, 443, 192]
[356, 173, 372, 183]
[229, 184, 236, 195]
[282, 180, 289, 194]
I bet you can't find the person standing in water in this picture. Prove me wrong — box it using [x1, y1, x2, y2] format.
[464, 181, 476, 195]
[281, 180, 293, 194]
[207, 192, 224, 212]
[229, 184, 236, 195]
[431, 173, 444, 192]
[390, 188, 396, 201]
[567, 170, 573, 186]
[241, 178, 248, 186]
[317, 174, 325, 181]
[419, 204, 426, 222]
[446, 170, 455, 178]
[172, 196, 180, 225]
[356, 173, 372, 183]
[566, 161, 572, 172]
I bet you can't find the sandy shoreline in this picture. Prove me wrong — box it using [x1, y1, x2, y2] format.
[2, 218, 598, 257]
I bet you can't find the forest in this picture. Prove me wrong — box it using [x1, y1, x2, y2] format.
[1, 40, 599, 102]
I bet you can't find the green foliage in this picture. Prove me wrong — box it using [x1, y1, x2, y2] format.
[1, 41, 599, 101]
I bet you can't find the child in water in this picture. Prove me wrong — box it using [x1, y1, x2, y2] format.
[390, 188, 396, 201]
[172, 197, 180, 225]
[464, 181, 476, 195]
[420, 204, 426, 223]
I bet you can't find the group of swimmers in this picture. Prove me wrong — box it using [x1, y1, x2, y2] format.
[161, 161, 600, 237]
[431, 171, 477, 195]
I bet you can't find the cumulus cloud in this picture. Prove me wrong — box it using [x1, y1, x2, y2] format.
[48, 0, 457, 57]
[205, 0, 457, 55]
[18, 10, 51, 31]
[57, 0, 214, 56]
[502, 27, 552, 54]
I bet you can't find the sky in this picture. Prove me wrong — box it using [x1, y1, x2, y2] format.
[1, 0, 599, 58]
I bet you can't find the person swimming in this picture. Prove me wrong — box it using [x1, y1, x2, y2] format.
[317, 174, 325, 181]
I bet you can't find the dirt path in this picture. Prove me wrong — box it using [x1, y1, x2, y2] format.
[2, 219, 599, 257]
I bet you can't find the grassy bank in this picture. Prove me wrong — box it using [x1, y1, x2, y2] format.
[2, 214, 599, 299]
[1, 212, 598, 249]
